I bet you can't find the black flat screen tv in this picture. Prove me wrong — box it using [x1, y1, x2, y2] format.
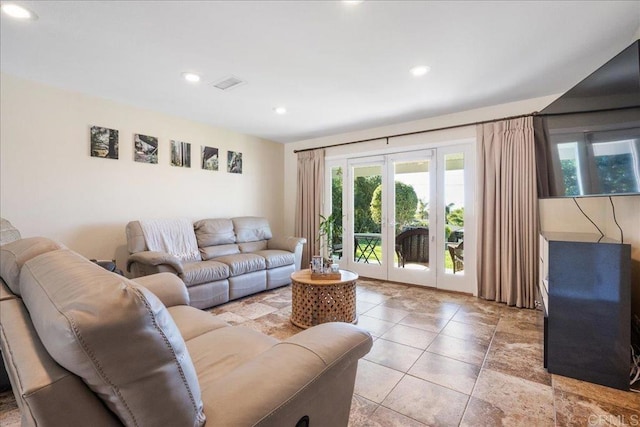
[537, 40, 640, 198]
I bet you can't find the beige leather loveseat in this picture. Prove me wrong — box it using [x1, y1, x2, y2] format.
[126, 217, 306, 309]
[0, 237, 372, 427]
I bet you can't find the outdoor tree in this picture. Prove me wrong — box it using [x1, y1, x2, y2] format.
[447, 207, 464, 226]
[330, 169, 344, 245]
[416, 199, 429, 221]
[354, 175, 381, 233]
[332, 173, 343, 231]
[413, 198, 429, 227]
[370, 181, 418, 230]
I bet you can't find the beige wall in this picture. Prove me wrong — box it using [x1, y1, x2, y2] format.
[0, 73, 284, 269]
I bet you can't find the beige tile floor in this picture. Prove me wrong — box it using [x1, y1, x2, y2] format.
[1, 278, 639, 426]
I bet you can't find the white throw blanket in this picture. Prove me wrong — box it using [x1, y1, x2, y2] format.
[140, 218, 201, 262]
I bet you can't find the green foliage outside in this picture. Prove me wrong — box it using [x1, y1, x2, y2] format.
[370, 181, 418, 231]
[342, 176, 465, 234]
[318, 212, 342, 258]
[447, 207, 464, 226]
[416, 199, 429, 221]
[329, 168, 463, 269]
[445, 204, 464, 242]
[353, 175, 382, 233]
[331, 170, 343, 245]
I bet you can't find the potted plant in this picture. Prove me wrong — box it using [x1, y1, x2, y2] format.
[317, 213, 342, 260]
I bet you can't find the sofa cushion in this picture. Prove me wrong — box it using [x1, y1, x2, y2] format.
[253, 250, 295, 269]
[238, 240, 268, 253]
[20, 249, 206, 427]
[232, 217, 273, 243]
[0, 237, 66, 296]
[167, 306, 229, 341]
[194, 219, 236, 247]
[199, 244, 240, 261]
[214, 253, 266, 277]
[187, 326, 278, 386]
[182, 260, 230, 286]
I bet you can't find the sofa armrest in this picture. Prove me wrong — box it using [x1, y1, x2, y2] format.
[126, 251, 184, 275]
[202, 323, 372, 426]
[1, 299, 122, 426]
[267, 237, 307, 270]
[283, 322, 372, 363]
[131, 273, 190, 307]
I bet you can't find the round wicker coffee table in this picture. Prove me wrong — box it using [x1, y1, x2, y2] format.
[290, 269, 358, 329]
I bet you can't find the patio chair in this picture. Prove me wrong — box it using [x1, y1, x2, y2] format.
[448, 240, 464, 273]
[395, 228, 429, 268]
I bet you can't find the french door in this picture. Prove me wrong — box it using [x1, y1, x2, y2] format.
[325, 144, 475, 294]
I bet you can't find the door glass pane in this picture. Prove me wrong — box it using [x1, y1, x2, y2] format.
[394, 159, 430, 271]
[328, 166, 343, 260]
[444, 153, 465, 275]
[353, 165, 382, 264]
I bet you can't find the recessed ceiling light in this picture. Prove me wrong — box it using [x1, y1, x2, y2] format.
[1, 3, 38, 20]
[410, 65, 431, 77]
[273, 107, 287, 115]
[181, 72, 201, 83]
[343, 0, 364, 5]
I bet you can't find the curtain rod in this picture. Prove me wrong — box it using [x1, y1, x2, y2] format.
[292, 105, 638, 154]
[293, 112, 538, 154]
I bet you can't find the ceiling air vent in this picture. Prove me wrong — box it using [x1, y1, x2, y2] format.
[212, 76, 246, 91]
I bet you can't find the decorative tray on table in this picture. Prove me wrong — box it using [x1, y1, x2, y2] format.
[310, 255, 341, 280]
[310, 271, 341, 280]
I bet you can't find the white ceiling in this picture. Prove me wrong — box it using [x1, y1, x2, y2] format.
[1, 1, 639, 143]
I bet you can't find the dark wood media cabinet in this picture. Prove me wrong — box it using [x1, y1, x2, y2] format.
[539, 232, 631, 390]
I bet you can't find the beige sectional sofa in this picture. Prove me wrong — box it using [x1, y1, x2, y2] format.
[0, 237, 372, 427]
[126, 217, 306, 309]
